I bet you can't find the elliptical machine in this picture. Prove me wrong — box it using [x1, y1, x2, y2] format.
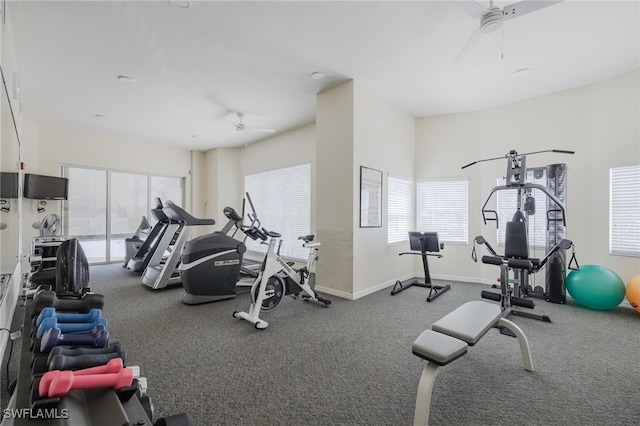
[178, 194, 261, 304]
[178, 209, 247, 304]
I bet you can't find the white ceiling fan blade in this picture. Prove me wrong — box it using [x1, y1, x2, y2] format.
[454, 0, 489, 20]
[454, 25, 483, 63]
[224, 128, 239, 136]
[247, 127, 275, 134]
[502, 0, 564, 22]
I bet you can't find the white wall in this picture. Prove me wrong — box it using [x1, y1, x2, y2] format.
[19, 122, 194, 259]
[202, 147, 241, 233]
[0, 4, 25, 378]
[352, 81, 415, 297]
[316, 81, 354, 296]
[416, 70, 640, 286]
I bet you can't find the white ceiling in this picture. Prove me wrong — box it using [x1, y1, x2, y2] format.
[7, 0, 640, 152]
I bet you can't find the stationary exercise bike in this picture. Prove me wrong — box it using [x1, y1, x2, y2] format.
[233, 226, 331, 329]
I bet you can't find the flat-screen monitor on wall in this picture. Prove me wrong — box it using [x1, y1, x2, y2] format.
[0, 172, 19, 199]
[23, 173, 69, 200]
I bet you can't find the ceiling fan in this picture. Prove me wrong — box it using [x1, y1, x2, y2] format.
[225, 112, 276, 136]
[454, 0, 564, 62]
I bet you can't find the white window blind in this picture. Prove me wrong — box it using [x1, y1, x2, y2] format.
[416, 178, 468, 244]
[387, 174, 412, 244]
[610, 165, 640, 257]
[496, 169, 547, 249]
[245, 163, 311, 260]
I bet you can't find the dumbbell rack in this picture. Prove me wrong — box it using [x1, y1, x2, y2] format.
[29, 237, 66, 274]
[3, 298, 156, 426]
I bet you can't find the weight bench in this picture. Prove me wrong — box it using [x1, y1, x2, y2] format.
[411, 300, 533, 425]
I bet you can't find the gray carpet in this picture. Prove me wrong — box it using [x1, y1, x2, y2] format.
[3, 263, 639, 425]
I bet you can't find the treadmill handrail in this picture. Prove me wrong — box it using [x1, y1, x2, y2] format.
[163, 202, 215, 226]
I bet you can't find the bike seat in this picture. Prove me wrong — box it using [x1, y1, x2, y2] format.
[298, 235, 315, 243]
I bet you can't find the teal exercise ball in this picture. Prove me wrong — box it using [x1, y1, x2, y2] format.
[566, 265, 626, 310]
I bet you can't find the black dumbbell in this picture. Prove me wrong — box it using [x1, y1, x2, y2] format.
[31, 291, 104, 318]
[31, 343, 125, 375]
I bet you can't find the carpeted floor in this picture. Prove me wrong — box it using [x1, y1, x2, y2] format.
[3, 263, 639, 425]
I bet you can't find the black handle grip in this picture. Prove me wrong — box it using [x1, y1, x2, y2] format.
[511, 296, 535, 309]
[481, 255, 504, 266]
[481, 291, 502, 302]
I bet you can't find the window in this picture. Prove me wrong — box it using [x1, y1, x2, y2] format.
[245, 163, 311, 260]
[416, 178, 468, 244]
[610, 165, 640, 257]
[64, 166, 184, 263]
[387, 174, 411, 244]
[496, 169, 548, 249]
[66, 168, 107, 263]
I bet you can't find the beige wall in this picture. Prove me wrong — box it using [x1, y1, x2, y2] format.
[416, 70, 640, 285]
[314, 80, 416, 299]
[352, 81, 415, 297]
[19, 123, 193, 256]
[0, 5, 23, 366]
[316, 81, 354, 297]
[11, 70, 640, 300]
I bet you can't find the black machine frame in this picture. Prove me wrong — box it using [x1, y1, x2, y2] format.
[391, 232, 451, 302]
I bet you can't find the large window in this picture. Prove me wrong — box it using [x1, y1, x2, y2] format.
[610, 165, 640, 257]
[64, 166, 184, 263]
[416, 178, 468, 244]
[245, 163, 311, 260]
[387, 174, 411, 244]
[66, 168, 107, 263]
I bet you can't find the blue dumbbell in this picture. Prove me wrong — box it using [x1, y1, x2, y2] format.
[36, 316, 108, 339]
[36, 308, 103, 327]
[40, 324, 109, 353]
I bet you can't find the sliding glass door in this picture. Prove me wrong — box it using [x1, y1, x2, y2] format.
[64, 166, 184, 264]
[110, 172, 148, 262]
[66, 168, 107, 263]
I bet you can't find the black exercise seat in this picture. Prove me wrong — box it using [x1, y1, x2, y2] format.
[482, 211, 541, 272]
[479, 210, 551, 331]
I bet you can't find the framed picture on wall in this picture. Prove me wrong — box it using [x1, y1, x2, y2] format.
[360, 166, 382, 228]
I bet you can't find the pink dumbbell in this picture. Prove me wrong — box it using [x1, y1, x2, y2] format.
[41, 366, 135, 398]
[39, 357, 128, 397]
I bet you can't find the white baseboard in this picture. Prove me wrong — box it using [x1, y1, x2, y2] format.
[316, 273, 415, 301]
[318, 273, 638, 312]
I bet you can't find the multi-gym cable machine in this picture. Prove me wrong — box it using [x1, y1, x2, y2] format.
[463, 149, 579, 325]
